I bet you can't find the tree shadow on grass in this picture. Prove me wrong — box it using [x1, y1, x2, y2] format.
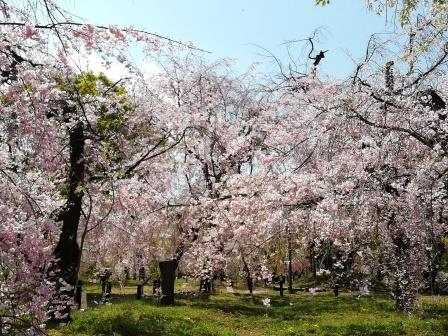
[64, 310, 168, 336]
[182, 293, 397, 319]
[419, 297, 448, 319]
[63, 303, 227, 336]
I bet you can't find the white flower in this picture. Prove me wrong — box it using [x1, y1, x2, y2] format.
[359, 285, 370, 297]
[309, 287, 318, 296]
[262, 298, 271, 307]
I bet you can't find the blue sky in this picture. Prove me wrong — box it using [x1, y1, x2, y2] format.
[69, 0, 396, 78]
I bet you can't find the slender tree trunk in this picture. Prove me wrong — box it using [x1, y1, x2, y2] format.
[287, 224, 293, 293]
[308, 241, 317, 283]
[242, 258, 253, 294]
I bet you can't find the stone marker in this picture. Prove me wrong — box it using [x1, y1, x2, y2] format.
[153, 279, 161, 295]
[74, 280, 82, 309]
[98, 269, 111, 295]
[136, 284, 143, 300]
[80, 292, 88, 310]
[103, 281, 112, 303]
[159, 259, 176, 305]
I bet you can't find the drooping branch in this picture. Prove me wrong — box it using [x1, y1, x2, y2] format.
[0, 21, 211, 53]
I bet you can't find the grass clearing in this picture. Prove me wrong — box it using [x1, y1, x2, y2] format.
[48, 283, 448, 336]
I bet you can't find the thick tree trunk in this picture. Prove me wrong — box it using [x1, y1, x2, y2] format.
[394, 267, 417, 312]
[51, 121, 85, 321]
[393, 233, 416, 312]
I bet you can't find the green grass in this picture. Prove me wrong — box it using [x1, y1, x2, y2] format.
[48, 283, 448, 336]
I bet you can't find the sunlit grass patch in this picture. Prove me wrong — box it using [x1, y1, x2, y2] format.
[49, 288, 448, 336]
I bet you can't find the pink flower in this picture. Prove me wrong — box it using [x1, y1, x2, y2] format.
[23, 25, 37, 39]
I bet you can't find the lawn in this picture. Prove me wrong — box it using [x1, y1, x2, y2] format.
[48, 282, 448, 336]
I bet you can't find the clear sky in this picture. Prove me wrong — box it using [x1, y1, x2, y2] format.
[68, 0, 396, 79]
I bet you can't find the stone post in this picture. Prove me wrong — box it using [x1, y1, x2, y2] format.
[159, 259, 176, 305]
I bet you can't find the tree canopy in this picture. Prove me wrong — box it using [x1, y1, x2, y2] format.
[1, 0, 447, 334]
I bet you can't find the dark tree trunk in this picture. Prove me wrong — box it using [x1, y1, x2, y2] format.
[247, 276, 253, 294]
[334, 285, 339, 297]
[308, 241, 317, 282]
[51, 121, 85, 321]
[424, 238, 446, 294]
[136, 284, 143, 299]
[242, 259, 253, 294]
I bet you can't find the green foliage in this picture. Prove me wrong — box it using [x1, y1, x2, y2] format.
[315, 0, 448, 27]
[56, 71, 127, 97]
[69, 72, 131, 164]
[97, 110, 125, 135]
[396, 0, 447, 25]
[73, 185, 84, 196]
[96, 108, 127, 164]
[22, 81, 35, 93]
[54, 76, 70, 92]
[398, 0, 418, 25]
[97, 116, 117, 137]
[97, 73, 114, 88]
[56, 182, 69, 200]
[102, 141, 123, 163]
[75, 72, 100, 96]
[0, 95, 14, 107]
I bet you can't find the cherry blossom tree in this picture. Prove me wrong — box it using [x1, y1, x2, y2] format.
[276, 1, 447, 309]
[0, 0, 198, 329]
